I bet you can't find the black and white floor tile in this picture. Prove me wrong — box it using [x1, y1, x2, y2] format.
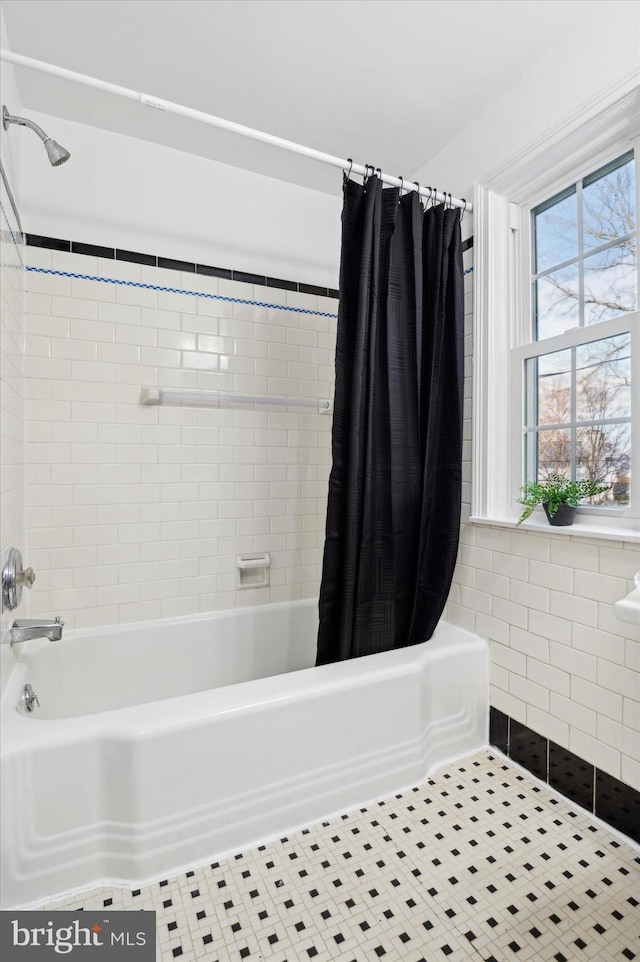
[44, 751, 640, 961]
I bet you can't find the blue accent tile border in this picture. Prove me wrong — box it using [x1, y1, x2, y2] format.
[25, 234, 474, 310]
[490, 708, 640, 844]
[25, 267, 340, 320]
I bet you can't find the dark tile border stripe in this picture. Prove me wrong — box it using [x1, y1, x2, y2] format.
[509, 718, 547, 781]
[234, 269, 265, 286]
[117, 248, 156, 266]
[489, 707, 640, 844]
[26, 234, 71, 251]
[461, 235, 474, 253]
[73, 241, 115, 259]
[25, 234, 340, 299]
[158, 256, 196, 273]
[196, 263, 231, 280]
[267, 276, 297, 292]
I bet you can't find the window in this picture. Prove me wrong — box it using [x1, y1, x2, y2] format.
[472, 81, 640, 539]
[522, 153, 636, 511]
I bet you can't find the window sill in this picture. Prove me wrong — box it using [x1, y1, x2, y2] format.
[469, 514, 640, 544]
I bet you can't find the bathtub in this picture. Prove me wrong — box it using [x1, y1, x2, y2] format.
[1, 599, 488, 908]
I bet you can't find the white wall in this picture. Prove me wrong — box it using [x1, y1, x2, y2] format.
[412, 0, 640, 793]
[416, 0, 640, 200]
[443, 261, 640, 793]
[7, 0, 640, 789]
[18, 113, 342, 289]
[0, 14, 26, 692]
[0, 12, 23, 198]
[24, 247, 335, 629]
[12, 75, 343, 636]
[428, 6, 640, 792]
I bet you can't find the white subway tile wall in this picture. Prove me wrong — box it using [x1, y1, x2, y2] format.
[24, 249, 336, 630]
[0, 182, 26, 681]
[20, 244, 640, 795]
[444, 254, 640, 791]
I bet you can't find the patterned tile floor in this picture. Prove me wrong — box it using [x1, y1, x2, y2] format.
[45, 751, 639, 962]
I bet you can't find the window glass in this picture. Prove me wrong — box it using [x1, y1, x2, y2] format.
[532, 151, 637, 339]
[535, 265, 579, 339]
[582, 154, 635, 252]
[536, 349, 571, 425]
[583, 244, 637, 325]
[575, 334, 630, 422]
[535, 427, 571, 479]
[534, 189, 577, 272]
[576, 424, 631, 504]
[524, 332, 632, 503]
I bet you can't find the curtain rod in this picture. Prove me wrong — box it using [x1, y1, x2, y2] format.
[0, 48, 472, 213]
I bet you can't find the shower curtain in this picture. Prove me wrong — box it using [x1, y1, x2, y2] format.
[316, 175, 464, 665]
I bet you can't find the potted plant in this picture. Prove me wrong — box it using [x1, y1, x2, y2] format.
[517, 473, 610, 526]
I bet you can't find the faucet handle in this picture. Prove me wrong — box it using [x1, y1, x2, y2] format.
[2, 548, 36, 611]
[17, 567, 36, 589]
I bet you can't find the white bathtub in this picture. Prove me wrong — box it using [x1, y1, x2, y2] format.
[1, 599, 488, 908]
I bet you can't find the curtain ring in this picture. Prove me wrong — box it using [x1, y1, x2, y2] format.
[375, 167, 382, 179]
[343, 158, 353, 188]
[460, 198, 467, 221]
[431, 187, 438, 208]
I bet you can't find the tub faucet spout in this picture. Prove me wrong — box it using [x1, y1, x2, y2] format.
[10, 617, 64, 644]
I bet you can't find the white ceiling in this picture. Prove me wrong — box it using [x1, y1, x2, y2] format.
[2, 0, 587, 196]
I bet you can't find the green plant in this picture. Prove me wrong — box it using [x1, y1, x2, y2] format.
[517, 473, 610, 525]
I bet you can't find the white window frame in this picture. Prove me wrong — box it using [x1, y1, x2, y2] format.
[472, 79, 640, 542]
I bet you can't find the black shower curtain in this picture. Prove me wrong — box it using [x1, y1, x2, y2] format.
[316, 175, 464, 665]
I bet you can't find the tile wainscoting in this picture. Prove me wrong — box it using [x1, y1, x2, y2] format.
[23, 236, 338, 629]
[490, 707, 640, 845]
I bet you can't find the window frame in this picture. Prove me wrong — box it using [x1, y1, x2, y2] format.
[513, 150, 638, 523]
[472, 80, 640, 542]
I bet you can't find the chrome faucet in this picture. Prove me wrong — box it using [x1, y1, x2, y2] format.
[10, 617, 64, 644]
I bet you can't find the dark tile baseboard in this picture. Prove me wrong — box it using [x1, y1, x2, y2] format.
[490, 707, 640, 844]
[25, 234, 340, 299]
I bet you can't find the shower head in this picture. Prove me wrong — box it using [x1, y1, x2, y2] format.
[42, 136, 71, 167]
[2, 106, 70, 166]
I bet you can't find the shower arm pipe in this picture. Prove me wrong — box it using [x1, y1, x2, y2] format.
[0, 48, 472, 212]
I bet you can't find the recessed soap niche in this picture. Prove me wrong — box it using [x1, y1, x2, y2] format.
[236, 553, 271, 589]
